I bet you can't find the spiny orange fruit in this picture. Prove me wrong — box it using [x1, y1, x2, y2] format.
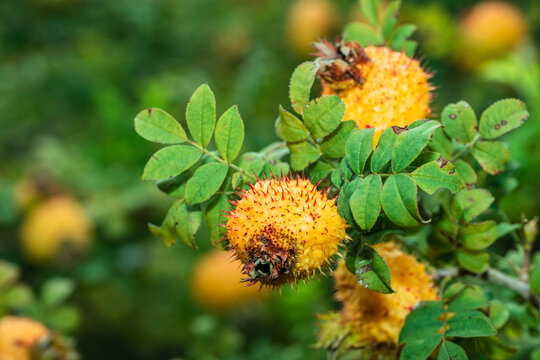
[20, 196, 93, 264]
[225, 173, 348, 287]
[191, 250, 268, 311]
[456, 1, 528, 69]
[286, 0, 337, 55]
[314, 40, 432, 145]
[318, 242, 439, 351]
[0, 316, 49, 360]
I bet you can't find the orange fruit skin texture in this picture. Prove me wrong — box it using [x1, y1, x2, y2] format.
[191, 250, 268, 311]
[457, 1, 528, 69]
[321, 46, 431, 146]
[20, 196, 93, 264]
[286, 0, 337, 55]
[226, 177, 348, 285]
[334, 242, 439, 346]
[0, 316, 49, 360]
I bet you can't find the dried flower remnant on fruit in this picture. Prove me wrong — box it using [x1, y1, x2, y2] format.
[314, 40, 432, 145]
[317, 242, 439, 352]
[225, 173, 348, 286]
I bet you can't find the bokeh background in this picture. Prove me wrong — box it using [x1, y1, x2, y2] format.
[0, 0, 539, 359]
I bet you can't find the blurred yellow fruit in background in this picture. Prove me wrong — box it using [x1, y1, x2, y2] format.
[20, 196, 93, 264]
[191, 250, 268, 311]
[456, 1, 529, 69]
[0, 316, 49, 360]
[286, 0, 338, 55]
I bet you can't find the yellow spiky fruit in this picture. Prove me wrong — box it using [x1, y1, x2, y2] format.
[225, 174, 348, 287]
[0, 316, 49, 360]
[456, 1, 528, 69]
[314, 41, 432, 145]
[318, 242, 439, 352]
[286, 0, 337, 55]
[191, 250, 269, 311]
[20, 196, 93, 264]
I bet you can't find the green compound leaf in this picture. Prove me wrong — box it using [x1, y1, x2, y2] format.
[460, 221, 498, 250]
[479, 98, 529, 140]
[215, 105, 244, 163]
[471, 141, 510, 175]
[456, 249, 490, 274]
[411, 160, 462, 195]
[321, 120, 358, 158]
[454, 160, 477, 188]
[289, 141, 321, 170]
[163, 200, 203, 249]
[437, 341, 467, 360]
[338, 177, 361, 225]
[382, 1, 401, 39]
[185, 84, 216, 148]
[157, 172, 191, 199]
[429, 127, 453, 159]
[446, 310, 496, 338]
[233, 152, 266, 187]
[275, 106, 309, 142]
[289, 61, 318, 115]
[345, 128, 374, 174]
[351, 245, 394, 294]
[134, 108, 187, 144]
[400, 301, 444, 345]
[344, 22, 383, 46]
[381, 174, 422, 227]
[186, 163, 228, 205]
[205, 195, 231, 247]
[453, 188, 494, 222]
[389, 24, 417, 52]
[142, 145, 202, 180]
[392, 120, 441, 173]
[400, 334, 442, 360]
[360, 0, 380, 28]
[371, 127, 398, 173]
[447, 286, 489, 312]
[350, 175, 382, 230]
[303, 95, 345, 139]
[309, 161, 333, 182]
[441, 101, 477, 143]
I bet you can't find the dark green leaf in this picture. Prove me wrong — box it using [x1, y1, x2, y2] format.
[477, 336, 516, 360]
[186, 163, 228, 205]
[303, 95, 345, 138]
[142, 145, 202, 180]
[400, 301, 444, 344]
[456, 249, 490, 274]
[441, 101, 477, 143]
[340, 157, 354, 181]
[392, 120, 441, 173]
[289, 141, 321, 170]
[479, 99, 529, 140]
[205, 195, 231, 247]
[360, 0, 380, 27]
[321, 120, 357, 158]
[381, 1, 401, 39]
[345, 128, 374, 174]
[381, 174, 422, 227]
[454, 160, 477, 188]
[446, 310, 496, 337]
[389, 24, 417, 51]
[344, 22, 383, 46]
[331, 168, 343, 188]
[460, 221, 498, 250]
[157, 171, 191, 199]
[309, 161, 333, 182]
[471, 141, 510, 175]
[337, 178, 360, 225]
[134, 108, 187, 144]
[448, 287, 488, 312]
[401, 334, 442, 360]
[437, 341, 467, 360]
[215, 105, 244, 162]
[148, 223, 178, 248]
[531, 267, 540, 294]
[275, 106, 309, 142]
[349, 175, 382, 230]
[411, 160, 462, 194]
[289, 62, 318, 115]
[429, 128, 453, 159]
[364, 229, 405, 245]
[371, 127, 398, 173]
[352, 245, 394, 294]
[164, 200, 203, 249]
[185, 84, 216, 147]
[453, 188, 494, 222]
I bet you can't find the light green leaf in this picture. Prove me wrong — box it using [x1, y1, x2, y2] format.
[531, 267, 540, 294]
[360, 0, 380, 27]
[142, 145, 202, 180]
[289, 141, 321, 170]
[164, 200, 203, 249]
[454, 188, 494, 222]
[303, 95, 345, 139]
[344, 22, 383, 46]
[489, 301, 510, 329]
[309, 161, 333, 182]
[447, 286, 488, 311]
[205, 195, 231, 247]
[234, 152, 266, 187]
[456, 249, 490, 274]
[157, 172, 191, 199]
[381, 174, 422, 227]
[479, 99, 529, 140]
[389, 24, 417, 51]
[275, 106, 309, 142]
[215, 105, 244, 162]
[134, 108, 187, 144]
[404, 40, 417, 57]
[411, 160, 462, 194]
[382, 1, 401, 39]
[446, 310, 496, 337]
[437, 341, 467, 360]
[441, 101, 477, 143]
[337, 178, 360, 225]
[392, 120, 441, 173]
[186, 163, 229, 205]
[472, 141, 510, 175]
[460, 221, 498, 250]
[455, 160, 477, 188]
[42, 277, 75, 307]
[321, 120, 358, 158]
[371, 127, 398, 173]
[148, 223, 178, 248]
[185, 84, 216, 147]
[349, 175, 382, 230]
[429, 127, 453, 159]
[289, 61, 317, 115]
[345, 128, 374, 174]
[0, 261, 19, 287]
[351, 245, 394, 294]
